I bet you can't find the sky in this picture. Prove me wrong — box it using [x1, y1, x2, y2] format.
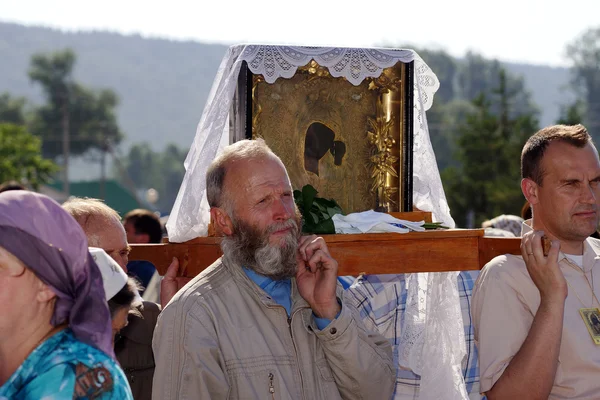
[1, 0, 599, 66]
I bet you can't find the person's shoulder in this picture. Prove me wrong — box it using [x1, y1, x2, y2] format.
[586, 236, 600, 254]
[140, 300, 161, 319]
[64, 340, 133, 399]
[161, 258, 234, 315]
[55, 334, 122, 370]
[182, 258, 233, 295]
[477, 253, 528, 291]
[120, 301, 160, 344]
[25, 335, 132, 399]
[28, 362, 131, 400]
[483, 253, 525, 276]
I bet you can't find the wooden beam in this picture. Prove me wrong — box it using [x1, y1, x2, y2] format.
[129, 238, 222, 277]
[129, 229, 523, 277]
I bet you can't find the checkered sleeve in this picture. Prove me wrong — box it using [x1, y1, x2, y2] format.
[339, 272, 483, 400]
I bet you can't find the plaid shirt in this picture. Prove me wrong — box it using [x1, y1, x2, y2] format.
[339, 271, 482, 400]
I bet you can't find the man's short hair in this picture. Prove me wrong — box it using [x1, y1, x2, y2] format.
[123, 209, 163, 244]
[521, 124, 593, 185]
[206, 139, 278, 210]
[62, 197, 121, 231]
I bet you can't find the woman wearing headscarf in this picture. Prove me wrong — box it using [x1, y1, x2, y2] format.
[90, 247, 144, 346]
[0, 191, 133, 399]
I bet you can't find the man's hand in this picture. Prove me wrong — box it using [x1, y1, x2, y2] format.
[521, 230, 567, 302]
[160, 257, 191, 308]
[295, 235, 341, 320]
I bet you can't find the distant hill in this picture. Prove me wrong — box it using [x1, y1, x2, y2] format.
[0, 21, 574, 155]
[504, 62, 573, 124]
[0, 22, 227, 152]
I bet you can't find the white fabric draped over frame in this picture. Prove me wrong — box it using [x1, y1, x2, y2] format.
[166, 45, 467, 400]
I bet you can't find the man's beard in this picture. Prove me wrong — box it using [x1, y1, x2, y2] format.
[221, 210, 302, 281]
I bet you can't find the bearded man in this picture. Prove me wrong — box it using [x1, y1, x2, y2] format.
[152, 139, 395, 400]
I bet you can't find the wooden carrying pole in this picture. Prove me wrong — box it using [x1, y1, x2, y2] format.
[129, 219, 522, 278]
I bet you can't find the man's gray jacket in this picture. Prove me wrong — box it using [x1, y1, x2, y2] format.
[152, 256, 395, 399]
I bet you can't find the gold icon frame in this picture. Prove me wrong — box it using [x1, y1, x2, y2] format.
[231, 59, 414, 213]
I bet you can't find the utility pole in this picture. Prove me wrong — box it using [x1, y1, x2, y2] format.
[61, 91, 70, 196]
[100, 140, 107, 200]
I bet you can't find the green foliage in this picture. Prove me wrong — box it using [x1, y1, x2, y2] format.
[0, 93, 28, 125]
[442, 69, 539, 227]
[426, 99, 475, 170]
[416, 48, 458, 103]
[416, 49, 539, 172]
[565, 27, 600, 138]
[28, 49, 123, 159]
[557, 100, 586, 125]
[293, 185, 343, 234]
[410, 48, 541, 226]
[0, 123, 58, 188]
[29, 49, 76, 102]
[118, 143, 187, 214]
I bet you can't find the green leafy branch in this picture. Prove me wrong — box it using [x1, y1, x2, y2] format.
[293, 184, 343, 234]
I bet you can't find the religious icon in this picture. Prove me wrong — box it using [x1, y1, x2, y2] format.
[232, 59, 414, 214]
[579, 308, 600, 344]
[304, 122, 346, 176]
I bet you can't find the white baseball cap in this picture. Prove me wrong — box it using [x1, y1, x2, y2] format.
[89, 247, 128, 300]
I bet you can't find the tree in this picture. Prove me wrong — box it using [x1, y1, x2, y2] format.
[457, 52, 537, 116]
[442, 69, 539, 227]
[557, 100, 586, 125]
[118, 143, 187, 214]
[566, 27, 600, 139]
[417, 48, 458, 103]
[414, 49, 539, 172]
[427, 99, 475, 170]
[28, 49, 124, 193]
[0, 123, 58, 189]
[30, 84, 123, 157]
[0, 93, 27, 125]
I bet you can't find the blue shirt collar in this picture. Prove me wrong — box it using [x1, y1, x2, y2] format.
[242, 267, 292, 315]
[241, 267, 336, 329]
[242, 267, 287, 290]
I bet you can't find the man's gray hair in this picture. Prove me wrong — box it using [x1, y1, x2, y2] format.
[206, 139, 278, 210]
[62, 197, 121, 231]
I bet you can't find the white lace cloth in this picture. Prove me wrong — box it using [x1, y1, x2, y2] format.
[166, 45, 466, 400]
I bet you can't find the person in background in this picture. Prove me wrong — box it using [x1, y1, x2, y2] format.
[123, 209, 162, 302]
[123, 209, 163, 244]
[0, 181, 26, 193]
[91, 247, 142, 347]
[63, 198, 186, 400]
[482, 214, 524, 237]
[0, 191, 132, 399]
[521, 200, 532, 220]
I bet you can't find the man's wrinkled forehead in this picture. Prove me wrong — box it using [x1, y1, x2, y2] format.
[224, 155, 290, 192]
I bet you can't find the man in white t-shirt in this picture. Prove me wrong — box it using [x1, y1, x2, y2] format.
[472, 124, 600, 399]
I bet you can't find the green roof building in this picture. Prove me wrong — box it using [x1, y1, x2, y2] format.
[48, 180, 141, 216]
